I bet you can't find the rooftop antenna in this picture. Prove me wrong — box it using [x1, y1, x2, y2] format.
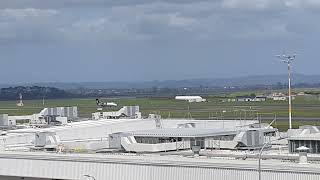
[16, 93, 24, 107]
[276, 53, 296, 129]
[43, 88, 48, 107]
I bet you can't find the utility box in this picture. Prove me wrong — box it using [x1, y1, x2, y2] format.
[34, 132, 60, 148]
[109, 133, 131, 149]
[35, 132, 48, 147]
[0, 114, 16, 127]
[56, 117, 68, 125]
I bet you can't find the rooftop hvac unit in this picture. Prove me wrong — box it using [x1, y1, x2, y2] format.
[192, 146, 201, 156]
[34, 132, 61, 149]
[235, 129, 265, 150]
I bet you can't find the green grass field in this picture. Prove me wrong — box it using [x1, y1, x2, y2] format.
[1, 96, 320, 131]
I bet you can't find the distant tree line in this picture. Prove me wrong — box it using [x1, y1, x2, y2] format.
[0, 86, 73, 100]
[1, 82, 320, 101]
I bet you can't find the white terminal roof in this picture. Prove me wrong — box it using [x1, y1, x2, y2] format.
[129, 128, 237, 138]
[288, 132, 320, 141]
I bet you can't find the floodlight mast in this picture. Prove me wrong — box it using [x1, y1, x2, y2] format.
[276, 54, 296, 129]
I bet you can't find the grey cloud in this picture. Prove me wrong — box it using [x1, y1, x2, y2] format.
[0, 8, 57, 17]
[0, 1, 320, 83]
[61, 2, 288, 41]
[0, 0, 121, 9]
[1, 0, 320, 10]
[221, 0, 320, 10]
[284, 0, 320, 8]
[47, 3, 202, 41]
[222, 0, 282, 9]
[1, 0, 320, 43]
[0, 8, 62, 43]
[0, 0, 212, 9]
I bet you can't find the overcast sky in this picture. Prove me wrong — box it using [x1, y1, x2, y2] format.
[0, 0, 319, 83]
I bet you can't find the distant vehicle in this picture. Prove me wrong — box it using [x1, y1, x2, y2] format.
[96, 98, 117, 108]
[175, 96, 206, 103]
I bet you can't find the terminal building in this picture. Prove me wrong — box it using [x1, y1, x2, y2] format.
[109, 126, 277, 153]
[288, 126, 320, 154]
[0, 106, 320, 180]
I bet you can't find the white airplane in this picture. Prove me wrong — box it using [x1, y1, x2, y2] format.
[96, 98, 117, 108]
[175, 96, 206, 103]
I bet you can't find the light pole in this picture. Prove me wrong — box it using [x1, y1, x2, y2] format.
[276, 54, 296, 129]
[84, 174, 96, 180]
[258, 137, 284, 180]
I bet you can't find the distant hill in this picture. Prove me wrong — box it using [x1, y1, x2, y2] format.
[1, 74, 320, 89]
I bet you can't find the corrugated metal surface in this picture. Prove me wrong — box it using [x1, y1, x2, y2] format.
[0, 176, 48, 180]
[44, 107, 78, 119]
[0, 152, 319, 180]
[131, 128, 236, 138]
